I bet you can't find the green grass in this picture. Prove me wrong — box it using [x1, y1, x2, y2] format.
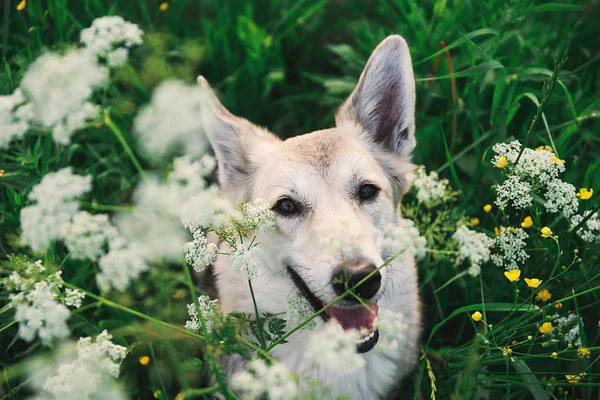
[1, 0, 600, 399]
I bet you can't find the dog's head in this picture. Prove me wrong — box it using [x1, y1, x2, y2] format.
[200, 36, 416, 353]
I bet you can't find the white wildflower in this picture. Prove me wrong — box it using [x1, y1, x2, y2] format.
[184, 295, 221, 334]
[544, 179, 579, 218]
[306, 320, 365, 375]
[490, 227, 529, 271]
[411, 165, 448, 203]
[285, 293, 316, 331]
[467, 264, 481, 277]
[317, 224, 367, 262]
[15, 286, 70, 342]
[21, 50, 107, 145]
[453, 225, 493, 275]
[167, 155, 215, 200]
[181, 186, 234, 231]
[230, 245, 262, 280]
[80, 16, 143, 67]
[183, 228, 218, 272]
[134, 80, 209, 158]
[64, 211, 119, 261]
[20, 168, 92, 252]
[495, 175, 533, 210]
[64, 288, 85, 309]
[240, 199, 276, 234]
[382, 218, 428, 260]
[230, 359, 298, 400]
[0, 88, 33, 149]
[30, 330, 127, 400]
[376, 307, 408, 351]
[96, 239, 148, 292]
[553, 313, 583, 346]
[570, 211, 600, 243]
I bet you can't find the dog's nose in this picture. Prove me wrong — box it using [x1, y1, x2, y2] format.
[331, 262, 381, 301]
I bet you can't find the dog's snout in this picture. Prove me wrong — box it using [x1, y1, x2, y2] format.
[331, 261, 381, 301]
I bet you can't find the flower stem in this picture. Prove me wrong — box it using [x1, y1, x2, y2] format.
[103, 109, 146, 177]
[180, 385, 220, 398]
[248, 279, 267, 348]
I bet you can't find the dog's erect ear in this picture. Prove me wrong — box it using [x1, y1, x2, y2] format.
[198, 76, 280, 203]
[336, 35, 416, 157]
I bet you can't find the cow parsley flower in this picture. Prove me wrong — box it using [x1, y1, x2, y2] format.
[181, 186, 234, 231]
[544, 179, 578, 218]
[96, 238, 148, 292]
[382, 218, 428, 260]
[412, 166, 448, 203]
[184, 295, 221, 334]
[134, 80, 209, 158]
[15, 285, 70, 342]
[80, 16, 143, 67]
[0, 88, 34, 149]
[20, 50, 107, 145]
[570, 211, 600, 243]
[491, 227, 529, 271]
[453, 225, 493, 275]
[376, 308, 408, 351]
[495, 175, 532, 210]
[230, 245, 262, 280]
[306, 320, 365, 375]
[20, 168, 92, 252]
[230, 359, 298, 400]
[64, 288, 85, 309]
[183, 228, 218, 272]
[29, 330, 127, 400]
[240, 199, 276, 234]
[64, 211, 119, 261]
[285, 292, 317, 331]
[553, 313, 583, 346]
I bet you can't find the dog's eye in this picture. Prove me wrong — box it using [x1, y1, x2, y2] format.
[358, 184, 379, 200]
[273, 198, 299, 215]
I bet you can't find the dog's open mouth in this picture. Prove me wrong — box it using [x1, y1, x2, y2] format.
[286, 266, 380, 353]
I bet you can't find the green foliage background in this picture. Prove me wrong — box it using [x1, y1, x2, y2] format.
[1, 0, 599, 399]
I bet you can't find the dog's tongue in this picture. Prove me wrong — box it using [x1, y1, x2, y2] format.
[326, 304, 379, 331]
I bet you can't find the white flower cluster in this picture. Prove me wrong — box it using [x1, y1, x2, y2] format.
[181, 185, 233, 232]
[184, 295, 221, 334]
[30, 330, 127, 400]
[570, 211, 600, 243]
[183, 229, 218, 273]
[382, 218, 428, 260]
[3, 259, 85, 343]
[285, 292, 317, 331]
[230, 359, 298, 400]
[376, 308, 408, 351]
[230, 245, 262, 280]
[21, 50, 107, 145]
[306, 320, 365, 375]
[20, 168, 92, 252]
[97, 237, 148, 292]
[453, 225, 493, 276]
[239, 199, 276, 234]
[490, 227, 529, 271]
[80, 16, 143, 67]
[0, 88, 34, 149]
[411, 166, 448, 203]
[134, 80, 210, 158]
[316, 224, 367, 262]
[492, 141, 579, 217]
[64, 211, 119, 261]
[552, 313, 583, 346]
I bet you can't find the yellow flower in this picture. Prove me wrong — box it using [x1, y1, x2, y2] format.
[577, 347, 591, 359]
[470, 217, 480, 226]
[139, 356, 151, 366]
[502, 347, 512, 357]
[540, 227, 553, 238]
[494, 225, 504, 236]
[576, 188, 593, 200]
[551, 352, 558, 359]
[495, 156, 508, 168]
[524, 278, 542, 288]
[539, 322, 553, 334]
[537, 289, 552, 302]
[0, 169, 4, 177]
[471, 311, 483, 322]
[519, 216, 533, 229]
[16, 0, 26, 11]
[504, 269, 521, 282]
[536, 145, 553, 152]
[159, 2, 169, 11]
[551, 157, 565, 165]
[565, 374, 581, 384]
[154, 391, 162, 399]
[483, 204, 492, 213]
[554, 302, 562, 308]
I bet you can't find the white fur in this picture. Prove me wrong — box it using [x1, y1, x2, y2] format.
[200, 35, 421, 399]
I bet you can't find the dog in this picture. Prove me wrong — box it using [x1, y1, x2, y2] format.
[198, 35, 421, 400]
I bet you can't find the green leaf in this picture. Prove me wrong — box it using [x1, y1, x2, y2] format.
[511, 359, 550, 400]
